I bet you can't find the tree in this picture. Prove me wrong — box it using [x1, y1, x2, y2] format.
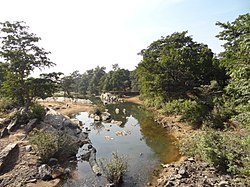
[0, 21, 60, 110]
[216, 13, 250, 128]
[137, 31, 226, 102]
[100, 65, 131, 92]
[87, 66, 106, 95]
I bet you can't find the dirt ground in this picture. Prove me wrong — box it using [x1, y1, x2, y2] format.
[124, 96, 144, 105]
[39, 101, 94, 117]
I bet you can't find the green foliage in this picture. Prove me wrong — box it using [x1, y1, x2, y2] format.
[0, 97, 15, 111]
[100, 66, 131, 92]
[137, 31, 226, 101]
[99, 151, 128, 185]
[179, 129, 250, 175]
[29, 129, 78, 163]
[28, 103, 46, 121]
[0, 21, 61, 110]
[216, 13, 250, 129]
[162, 99, 196, 115]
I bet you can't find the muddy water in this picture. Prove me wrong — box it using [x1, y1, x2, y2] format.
[62, 102, 180, 186]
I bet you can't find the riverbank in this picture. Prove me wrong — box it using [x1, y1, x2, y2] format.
[0, 99, 95, 187]
[124, 96, 249, 186]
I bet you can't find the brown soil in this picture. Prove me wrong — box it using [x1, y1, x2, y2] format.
[39, 101, 94, 117]
[124, 96, 144, 105]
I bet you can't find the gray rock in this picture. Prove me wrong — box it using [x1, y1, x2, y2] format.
[25, 119, 38, 133]
[0, 127, 9, 138]
[101, 112, 111, 122]
[218, 180, 229, 186]
[0, 143, 18, 173]
[94, 115, 101, 121]
[38, 164, 52, 180]
[48, 158, 58, 166]
[7, 118, 19, 132]
[25, 145, 32, 152]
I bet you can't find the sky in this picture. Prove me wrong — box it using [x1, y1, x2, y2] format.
[0, 0, 249, 76]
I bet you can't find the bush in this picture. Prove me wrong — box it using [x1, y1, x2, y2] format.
[162, 99, 196, 115]
[28, 103, 46, 121]
[29, 129, 78, 163]
[179, 129, 250, 175]
[0, 97, 15, 111]
[99, 152, 128, 186]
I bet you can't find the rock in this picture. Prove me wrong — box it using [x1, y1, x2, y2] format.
[25, 145, 32, 152]
[0, 143, 18, 174]
[94, 115, 101, 121]
[101, 112, 111, 122]
[187, 157, 195, 162]
[38, 164, 52, 180]
[218, 180, 229, 186]
[88, 147, 101, 176]
[25, 118, 38, 133]
[115, 130, 127, 136]
[178, 166, 186, 175]
[0, 118, 11, 125]
[7, 118, 19, 132]
[111, 120, 122, 126]
[105, 136, 114, 141]
[0, 127, 9, 138]
[48, 158, 58, 166]
[26, 179, 37, 183]
[64, 168, 71, 174]
[115, 108, 120, 114]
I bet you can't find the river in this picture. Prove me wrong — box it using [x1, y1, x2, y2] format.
[62, 102, 180, 186]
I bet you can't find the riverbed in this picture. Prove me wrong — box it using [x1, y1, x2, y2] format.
[62, 102, 180, 186]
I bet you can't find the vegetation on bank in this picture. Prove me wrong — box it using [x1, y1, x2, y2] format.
[29, 129, 78, 163]
[99, 152, 128, 186]
[137, 13, 250, 176]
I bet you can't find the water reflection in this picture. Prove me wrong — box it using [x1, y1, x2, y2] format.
[62, 102, 180, 186]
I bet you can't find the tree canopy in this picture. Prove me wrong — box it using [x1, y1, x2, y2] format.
[137, 31, 226, 102]
[0, 21, 61, 110]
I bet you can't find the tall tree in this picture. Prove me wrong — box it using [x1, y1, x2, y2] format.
[216, 13, 250, 127]
[137, 31, 226, 101]
[0, 21, 59, 110]
[87, 66, 106, 95]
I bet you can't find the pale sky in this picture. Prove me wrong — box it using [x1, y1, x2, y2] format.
[0, 0, 249, 76]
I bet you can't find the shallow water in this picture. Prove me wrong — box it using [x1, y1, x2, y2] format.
[62, 102, 180, 186]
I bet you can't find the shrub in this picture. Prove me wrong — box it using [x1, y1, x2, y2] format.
[179, 129, 250, 175]
[162, 99, 196, 115]
[28, 103, 46, 121]
[29, 129, 78, 163]
[0, 97, 15, 111]
[99, 151, 128, 186]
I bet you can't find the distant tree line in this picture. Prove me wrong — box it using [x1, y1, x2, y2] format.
[60, 64, 139, 97]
